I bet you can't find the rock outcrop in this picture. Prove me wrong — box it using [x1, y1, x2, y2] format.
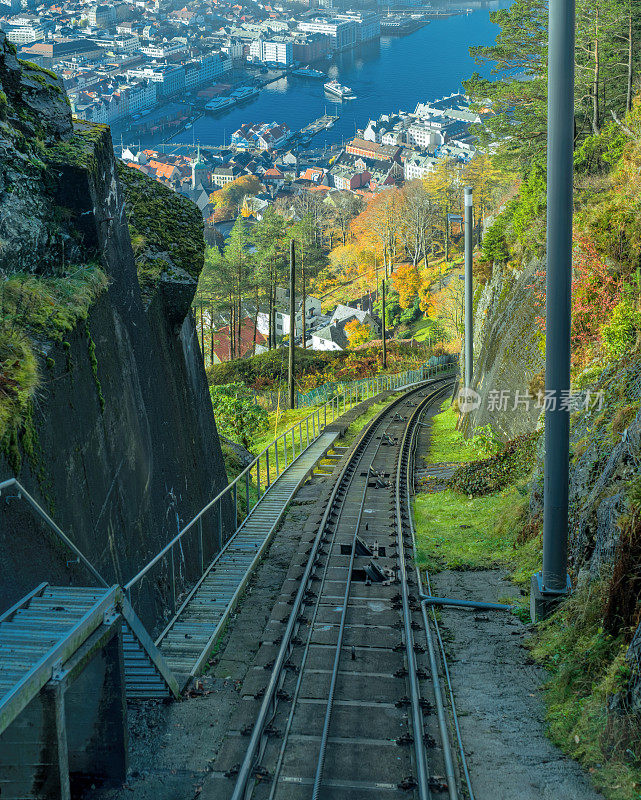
[460, 258, 545, 440]
[0, 35, 229, 631]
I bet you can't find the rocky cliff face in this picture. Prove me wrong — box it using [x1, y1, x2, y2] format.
[462, 250, 639, 579]
[460, 258, 545, 439]
[0, 34, 229, 630]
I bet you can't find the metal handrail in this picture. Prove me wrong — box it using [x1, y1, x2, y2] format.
[0, 478, 108, 587]
[124, 361, 455, 596]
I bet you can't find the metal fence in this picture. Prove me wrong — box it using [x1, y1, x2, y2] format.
[1, 361, 455, 634]
[296, 356, 457, 408]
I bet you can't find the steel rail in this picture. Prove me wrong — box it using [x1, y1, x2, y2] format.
[394, 386, 455, 800]
[230, 376, 454, 800]
[229, 382, 415, 800]
[314, 383, 451, 799]
[311, 464, 374, 800]
[266, 451, 389, 799]
[408, 396, 475, 800]
[406, 394, 460, 800]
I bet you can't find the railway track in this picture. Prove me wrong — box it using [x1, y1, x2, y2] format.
[219, 375, 458, 800]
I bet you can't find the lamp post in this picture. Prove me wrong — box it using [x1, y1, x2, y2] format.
[531, 0, 575, 621]
[464, 187, 473, 390]
[288, 239, 296, 410]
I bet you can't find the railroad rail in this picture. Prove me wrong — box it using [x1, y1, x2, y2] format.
[226, 375, 456, 800]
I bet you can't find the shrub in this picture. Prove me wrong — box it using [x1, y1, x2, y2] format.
[466, 424, 502, 457]
[602, 301, 641, 361]
[449, 432, 539, 496]
[209, 383, 268, 448]
[480, 213, 510, 265]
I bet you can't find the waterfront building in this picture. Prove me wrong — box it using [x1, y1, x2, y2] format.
[249, 36, 293, 66]
[297, 17, 358, 51]
[291, 31, 330, 63]
[231, 122, 292, 151]
[333, 10, 380, 42]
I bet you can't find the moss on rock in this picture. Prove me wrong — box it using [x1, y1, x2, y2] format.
[117, 163, 205, 302]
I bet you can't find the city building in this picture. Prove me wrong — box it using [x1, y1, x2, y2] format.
[345, 138, 401, 163]
[248, 36, 292, 65]
[231, 122, 292, 151]
[334, 10, 380, 42]
[297, 17, 358, 51]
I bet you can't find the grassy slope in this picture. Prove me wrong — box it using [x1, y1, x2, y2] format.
[414, 401, 641, 800]
[413, 401, 541, 593]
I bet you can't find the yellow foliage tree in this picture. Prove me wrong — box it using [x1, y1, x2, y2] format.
[344, 319, 372, 347]
[391, 262, 420, 309]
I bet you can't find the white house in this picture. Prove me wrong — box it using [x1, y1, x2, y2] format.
[310, 309, 380, 351]
[256, 290, 322, 339]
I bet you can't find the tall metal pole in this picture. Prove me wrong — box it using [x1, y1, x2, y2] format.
[288, 239, 296, 410]
[464, 186, 473, 390]
[533, 0, 575, 618]
[381, 277, 387, 369]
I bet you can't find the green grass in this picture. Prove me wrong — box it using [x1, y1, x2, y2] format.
[0, 265, 109, 458]
[413, 399, 541, 603]
[414, 482, 541, 588]
[424, 401, 492, 464]
[404, 315, 435, 343]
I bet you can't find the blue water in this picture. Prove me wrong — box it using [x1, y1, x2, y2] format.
[170, 2, 508, 150]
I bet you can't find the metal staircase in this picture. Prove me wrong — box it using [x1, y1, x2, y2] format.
[154, 430, 338, 683]
[0, 584, 180, 737]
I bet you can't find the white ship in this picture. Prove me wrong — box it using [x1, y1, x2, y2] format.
[324, 80, 356, 99]
[231, 86, 260, 102]
[205, 96, 236, 113]
[291, 66, 327, 79]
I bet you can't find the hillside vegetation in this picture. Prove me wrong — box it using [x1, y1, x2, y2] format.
[454, 1, 641, 795]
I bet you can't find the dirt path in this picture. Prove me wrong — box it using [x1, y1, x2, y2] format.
[429, 569, 604, 800]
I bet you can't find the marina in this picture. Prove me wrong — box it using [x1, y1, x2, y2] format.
[143, 3, 506, 152]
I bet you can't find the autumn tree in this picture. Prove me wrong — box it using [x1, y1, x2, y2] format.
[391, 263, 420, 309]
[211, 175, 262, 221]
[344, 318, 372, 347]
[328, 191, 364, 246]
[399, 180, 439, 267]
[350, 190, 402, 276]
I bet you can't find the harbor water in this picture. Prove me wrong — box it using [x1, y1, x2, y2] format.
[162, 1, 510, 151]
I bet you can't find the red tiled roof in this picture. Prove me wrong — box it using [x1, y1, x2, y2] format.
[211, 317, 267, 362]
